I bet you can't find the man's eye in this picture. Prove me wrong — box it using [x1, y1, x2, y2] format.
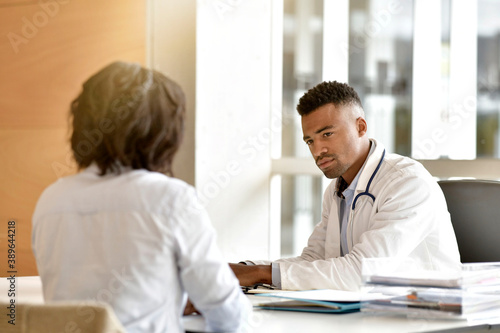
[305, 140, 313, 146]
[323, 132, 333, 137]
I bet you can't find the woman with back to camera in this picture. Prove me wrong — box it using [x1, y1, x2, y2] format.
[32, 61, 251, 333]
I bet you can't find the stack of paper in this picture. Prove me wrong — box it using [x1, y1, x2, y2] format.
[361, 260, 500, 322]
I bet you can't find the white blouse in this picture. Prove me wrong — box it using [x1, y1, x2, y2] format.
[32, 165, 251, 333]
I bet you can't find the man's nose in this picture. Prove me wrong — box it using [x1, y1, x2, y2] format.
[312, 144, 328, 159]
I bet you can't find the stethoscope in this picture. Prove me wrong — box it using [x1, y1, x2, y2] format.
[351, 149, 386, 210]
[347, 149, 385, 252]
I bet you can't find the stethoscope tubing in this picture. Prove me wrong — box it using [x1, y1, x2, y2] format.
[348, 149, 386, 253]
[351, 149, 386, 210]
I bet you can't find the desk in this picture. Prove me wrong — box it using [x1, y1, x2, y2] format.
[0, 277, 493, 333]
[184, 295, 473, 333]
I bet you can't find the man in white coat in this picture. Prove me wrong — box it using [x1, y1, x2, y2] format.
[230, 81, 461, 291]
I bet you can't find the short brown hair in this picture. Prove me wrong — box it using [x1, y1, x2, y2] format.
[70, 61, 185, 176]
[296, 81, 363, 116]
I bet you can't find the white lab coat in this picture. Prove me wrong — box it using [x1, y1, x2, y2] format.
[260, 139, 461, 291]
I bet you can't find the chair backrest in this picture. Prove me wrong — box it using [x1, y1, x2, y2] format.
[438, 179, 500, 263]
[0, 301, 126, 333]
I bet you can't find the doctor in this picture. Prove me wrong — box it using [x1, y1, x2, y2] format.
[230, 81, 461, 291]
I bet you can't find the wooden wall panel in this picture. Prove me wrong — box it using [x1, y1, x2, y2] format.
[0, 1, 37, 5]
[0, 0, 146, 276]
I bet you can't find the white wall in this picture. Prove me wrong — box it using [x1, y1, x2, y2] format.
[196, 0, 274, 261]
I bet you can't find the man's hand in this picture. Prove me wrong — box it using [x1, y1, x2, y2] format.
[183, 299, 199, 316]
[229, 263, 272, 286]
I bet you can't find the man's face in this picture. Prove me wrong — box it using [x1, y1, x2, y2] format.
[301, 103, 367, 182]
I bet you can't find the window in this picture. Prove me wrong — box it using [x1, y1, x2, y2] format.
[348, 0, 413, 156]
[477, 0, 500, 158]
[272, 0, 500, 257]
[277, 0, 326, 258]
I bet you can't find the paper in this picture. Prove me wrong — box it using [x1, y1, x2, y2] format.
[257, 289, 387, 302]
[362, 259, 500, 289]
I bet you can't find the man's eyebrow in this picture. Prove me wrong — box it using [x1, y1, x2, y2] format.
[303, 125, 335, 141]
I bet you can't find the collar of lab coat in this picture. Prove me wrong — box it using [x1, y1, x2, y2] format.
[83, 162, 134, 177]
[355, 138, 385, 196]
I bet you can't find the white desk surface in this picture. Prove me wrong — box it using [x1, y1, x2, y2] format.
[184, 295, 473, 333]
[0, 276, 492, 333]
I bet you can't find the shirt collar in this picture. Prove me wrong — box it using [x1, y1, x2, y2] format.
[335, 176, 349, 199]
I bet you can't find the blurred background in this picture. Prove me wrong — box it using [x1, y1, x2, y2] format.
[1, 0, 499, 276]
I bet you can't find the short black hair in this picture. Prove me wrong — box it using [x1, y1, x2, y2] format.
[70, 61, 185, 176]
[296, 81, 363, 116]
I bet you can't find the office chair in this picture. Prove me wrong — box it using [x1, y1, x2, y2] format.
[438, 179, 500, 263]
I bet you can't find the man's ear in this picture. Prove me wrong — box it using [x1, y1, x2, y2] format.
[356, 117, 368, 137]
